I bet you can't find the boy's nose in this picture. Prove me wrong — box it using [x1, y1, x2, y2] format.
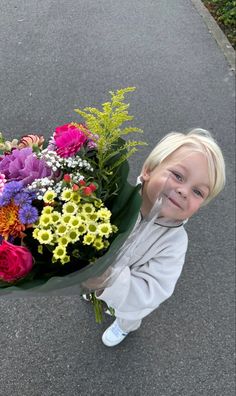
[176, 186, 188, 198]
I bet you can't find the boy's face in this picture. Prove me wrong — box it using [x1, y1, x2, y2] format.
[141, 148, 210, 220]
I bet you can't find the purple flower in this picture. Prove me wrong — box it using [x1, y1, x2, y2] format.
[3, 181, 23, 196]
[0, 148, 52, 186]
[14, 192, 33, 207]
[87, 139, 98, 150]
[28, 190, 37, 201]
[46, 137, 56, 151]
[0, 181, 24, 207]
[18, 204, 39, 224]
[0, 194, 11, 207]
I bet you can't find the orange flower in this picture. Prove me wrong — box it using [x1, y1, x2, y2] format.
[0, 202, 25, 239]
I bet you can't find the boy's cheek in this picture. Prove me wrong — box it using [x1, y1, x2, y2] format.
[187, 202, 202, 218]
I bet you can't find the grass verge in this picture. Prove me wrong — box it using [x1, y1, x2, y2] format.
[203, 1, 236, 49]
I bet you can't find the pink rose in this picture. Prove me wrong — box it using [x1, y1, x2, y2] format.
[0, 241, 33, 282]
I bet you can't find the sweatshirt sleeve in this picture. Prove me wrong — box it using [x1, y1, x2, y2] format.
[96, 229, 188, 320]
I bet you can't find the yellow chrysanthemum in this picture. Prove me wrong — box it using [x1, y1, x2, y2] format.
[58, 235, 70, 246]
[86, 221, 98, 235]
[70, 216, 82, 227]
[94, 199, 103, 208]
[61, 255, 70, 265]
[42, 206, 53, 215]
[112, 225, 118, 233]
[71, 192, 81, 204]
[97, 223, 112, 237]
[37, 229, 54, 244]
[61, 214, 72, 225]
[32, 228, 39, 239]
[89, 212, 99, 221]
[83, 233, 95, 245]
[43, 190, 57, 203]
[0, 202, 25, 239]
[67, 228, 80, 243]
[61, 188, 73, 201]
[81, 203, 95, 215]
[103, 240, 110, 249]
[76, 204, 83, 212]
[97, 208, 112, 221]
[93, 237, 104, 250]
[77, 223, 86, 235]
[53, 245, 67, 260]
[56, 224, 68, 235]
[39, 214, 52, 227]
[62, 201, 78, 215]
[51, 211, 61, 223]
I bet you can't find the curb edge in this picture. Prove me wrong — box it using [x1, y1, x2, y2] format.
[191, 0, 235, 72]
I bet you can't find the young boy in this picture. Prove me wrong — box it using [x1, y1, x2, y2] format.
[86, 128, 225, 347]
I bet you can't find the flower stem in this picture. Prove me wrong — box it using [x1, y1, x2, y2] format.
[91, 292, 103, 323]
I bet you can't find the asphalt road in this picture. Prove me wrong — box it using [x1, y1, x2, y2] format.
[0, 1, 235, 395]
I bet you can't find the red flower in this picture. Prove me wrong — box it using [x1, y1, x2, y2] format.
[89, 183, 97, 192]
[0, 241, 33, 282]
[82, 187, 92, 196]
[79, 180, 86, 186]
[63, 174, 71, 183]
[72, 184, 79, 191]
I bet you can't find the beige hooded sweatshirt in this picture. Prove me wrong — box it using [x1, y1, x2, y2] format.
[97, 208, 188, 321]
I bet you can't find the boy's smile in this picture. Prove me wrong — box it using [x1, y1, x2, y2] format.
[141, 147, 210, 221]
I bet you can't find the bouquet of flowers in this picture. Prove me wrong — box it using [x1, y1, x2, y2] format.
[0, 87, 145, 321]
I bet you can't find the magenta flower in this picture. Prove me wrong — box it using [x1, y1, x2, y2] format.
[0, 147, 52, 186]
[54, 124, 89, 158]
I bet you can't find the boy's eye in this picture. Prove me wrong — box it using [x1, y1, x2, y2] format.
[171, 171, 183, 181]
[193, 189, 203, 198]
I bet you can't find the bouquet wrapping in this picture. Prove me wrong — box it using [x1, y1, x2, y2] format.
[0, 88, 146, 315]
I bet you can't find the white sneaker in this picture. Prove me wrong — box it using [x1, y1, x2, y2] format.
[102, 319, 129, 347]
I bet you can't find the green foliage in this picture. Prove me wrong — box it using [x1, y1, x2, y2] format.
[203, 0, 236, 48]
[74, 87, 147, 178]
[211, 0, 236, 26]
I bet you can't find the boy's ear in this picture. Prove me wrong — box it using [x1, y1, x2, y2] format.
[141, 167, 151, 181]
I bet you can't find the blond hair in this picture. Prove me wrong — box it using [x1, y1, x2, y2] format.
[141, 128, 225, 205]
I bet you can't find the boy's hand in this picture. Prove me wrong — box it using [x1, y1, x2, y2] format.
[81, 267, 111, 292]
